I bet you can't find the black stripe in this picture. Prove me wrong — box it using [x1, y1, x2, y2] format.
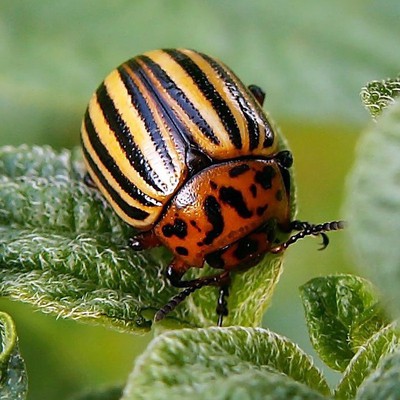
[82, 144, 151, 221]
[83, 111, 160, 208]
[165, 49, 243, 150]
[262, 127, 275, 149]
[124, 59, 189, 155]
[96, 82, 166, 193]
[117, 65, 177, 188]
[137, 55, 220, 146]
[201, 195, 225, 246]
[200, 52, 261, 151]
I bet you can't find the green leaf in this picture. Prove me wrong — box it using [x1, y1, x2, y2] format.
[0, 311, 28, 400]
[0, 145, 288, 331]
[334, 324, 399, 399]
[360, 76, 400, 118]
[355, 349, 400, 400]
[344, 100, 400, 320]
[300, 274, 390, 372]
[0, 145, 167, 333]
[123, 327, 331, 400]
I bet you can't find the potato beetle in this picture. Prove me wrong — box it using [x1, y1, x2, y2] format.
[81, 48, 344, 326]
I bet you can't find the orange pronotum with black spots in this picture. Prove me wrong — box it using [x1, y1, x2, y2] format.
[81, 48, 344, 326]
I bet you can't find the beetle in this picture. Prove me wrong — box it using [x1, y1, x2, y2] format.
[81, 48, 344, 326]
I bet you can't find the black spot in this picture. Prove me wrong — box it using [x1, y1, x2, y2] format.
[276, 190, 283, 201]
[205, 249, 225, 269]
[250, 184, 257, 198]
[256, 204, 269, 216]
[234, 237, 259, 260]
[162, 218, 188, 239]
[229, 164, 250, 178]
[219, 187, 253, 218]
[200, 195, 224, 245]
[210, 180, 218, 190]
[190, 220, 202, 232]
[175, 246, 189, 256]
[255, 166, 276, 190]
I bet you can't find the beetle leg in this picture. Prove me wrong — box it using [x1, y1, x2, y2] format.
[154, 285, 198, 322]
[165, 260, 192, 287]
[154, 270, 230, 323]
[271, 220, 346, 254]
[129, 230, 161, 251]
[248, 84, 266, 106]
[216, 280, 230, 327]
[289, 220, 330, 250]
[165, 259, 226, 288]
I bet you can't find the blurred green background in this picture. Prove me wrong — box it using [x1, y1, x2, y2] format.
[1, 1, 399, 398]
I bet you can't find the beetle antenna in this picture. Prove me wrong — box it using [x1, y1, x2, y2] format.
[271, 220, 346, 254]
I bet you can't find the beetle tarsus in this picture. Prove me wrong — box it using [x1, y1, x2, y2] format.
[271, 220, 345, 253]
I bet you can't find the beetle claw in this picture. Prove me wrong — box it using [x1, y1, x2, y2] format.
[318, 233, 330, 250]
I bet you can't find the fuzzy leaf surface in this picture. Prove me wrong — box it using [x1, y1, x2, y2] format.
[355, 349, 400, 400]
[300, 274, 390, 372]
[0, 145, 169, 333]
[360, 76, 400, 118]
[334, 324, 400, 399]
[123, 327, 331, 400]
